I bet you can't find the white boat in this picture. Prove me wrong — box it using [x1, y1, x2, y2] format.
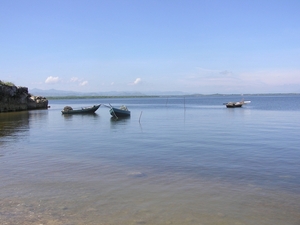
[224, 100, 251, 108]
[61, 105, 101, 114]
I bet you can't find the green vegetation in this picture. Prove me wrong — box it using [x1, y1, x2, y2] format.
[0, 80, 15, 86]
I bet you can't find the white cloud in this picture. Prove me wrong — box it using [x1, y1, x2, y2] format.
[240, 69, 300, 86]
[80, 81, 88, 86]
[133, 78, 142, 85]
[70, 77, 79, 82]
[69, 77, 88, 86]
[45, 76, 60, 84]
[183, 68, 239, 84]
[180, 67, 300, 93]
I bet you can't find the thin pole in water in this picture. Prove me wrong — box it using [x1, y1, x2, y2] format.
[109, 103, 118, 119]
[139, 111, 143, 123]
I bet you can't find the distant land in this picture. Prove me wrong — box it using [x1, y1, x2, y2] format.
[30, 88, 190, 97]
[30, 88, 299, 99]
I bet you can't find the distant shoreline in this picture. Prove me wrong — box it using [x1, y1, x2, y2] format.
[46, 93, 300, 100]
[46, 95, 160, 100]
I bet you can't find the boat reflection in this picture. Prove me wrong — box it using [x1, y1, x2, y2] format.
[110, 116, 130, 122]
[110, 116, 130, 129]
[62, 113, 100, 120]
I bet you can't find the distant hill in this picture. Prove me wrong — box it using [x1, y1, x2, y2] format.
[30, 89, 299, 98]
[29, 88, 189, 97]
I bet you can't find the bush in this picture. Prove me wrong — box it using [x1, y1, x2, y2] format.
[0, 80, 15, 86]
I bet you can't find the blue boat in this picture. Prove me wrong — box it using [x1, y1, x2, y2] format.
[109, 105, 130, 118]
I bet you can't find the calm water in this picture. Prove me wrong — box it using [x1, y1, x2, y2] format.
[0, 95, 300, 225]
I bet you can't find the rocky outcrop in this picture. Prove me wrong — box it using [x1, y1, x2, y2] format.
[0, 83, 48, 113]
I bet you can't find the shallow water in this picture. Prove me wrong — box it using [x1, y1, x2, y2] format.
[1, 95, 300, 224]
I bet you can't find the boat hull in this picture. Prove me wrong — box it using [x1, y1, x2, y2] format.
[110, 107, 130, 117]
[226, 103, 243, 108]
[62, 105, 100, 114]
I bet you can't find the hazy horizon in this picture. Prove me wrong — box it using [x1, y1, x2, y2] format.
[29, 87, 299, 97]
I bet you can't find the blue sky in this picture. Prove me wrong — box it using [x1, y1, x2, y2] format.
[1, 0, 300, 94]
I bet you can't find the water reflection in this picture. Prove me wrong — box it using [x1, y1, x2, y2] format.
[110, 116, 130, 129]
[62, 113, 100, 121]
[224, 107, 252, 118]
[110, 116, 130, 121]
[0, 111, 30, 138]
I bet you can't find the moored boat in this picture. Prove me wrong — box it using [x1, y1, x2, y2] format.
[225, 101, 244, 108]
[61, 104, 101, 114]
[109, 105, 130, 118]
[224, 100, 251, 108]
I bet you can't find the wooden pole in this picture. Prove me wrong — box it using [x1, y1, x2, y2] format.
[139, 111, 143, 123]
[109, 103, 118, 119]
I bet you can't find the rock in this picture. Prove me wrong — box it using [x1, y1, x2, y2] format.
[0, 83, 48, 113]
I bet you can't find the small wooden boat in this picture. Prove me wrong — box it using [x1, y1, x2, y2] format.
[224, 100, 251, 108]
[61, 104, 101, 114]
[109, 105, 130, 118]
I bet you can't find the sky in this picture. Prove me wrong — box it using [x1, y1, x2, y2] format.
[1, 0, 300, 94]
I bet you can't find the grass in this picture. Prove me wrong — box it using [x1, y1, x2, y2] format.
[0, 80, 15, 86]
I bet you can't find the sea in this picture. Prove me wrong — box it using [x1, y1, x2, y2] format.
[0, 95, 299, 225]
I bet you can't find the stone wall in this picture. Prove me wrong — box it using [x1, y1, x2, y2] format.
[0, 83, 48, 113]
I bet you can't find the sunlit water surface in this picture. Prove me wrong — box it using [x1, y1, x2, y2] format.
[0, 95, 300, 225]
